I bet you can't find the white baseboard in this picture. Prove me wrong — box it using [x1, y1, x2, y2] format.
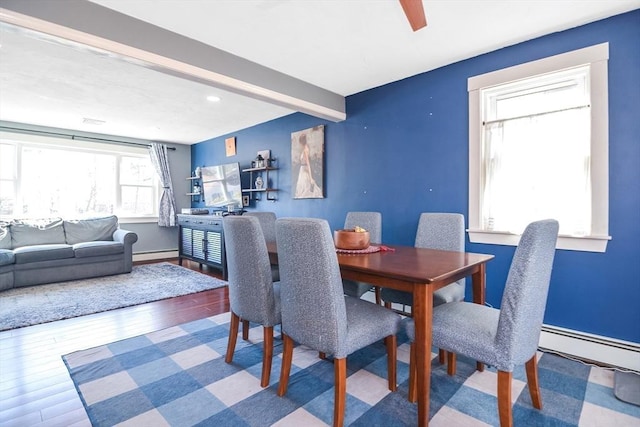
[539, 325, 640, 371]
[133, 250, 179, 262]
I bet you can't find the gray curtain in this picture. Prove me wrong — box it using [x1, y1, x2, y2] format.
[149, 143, 177, 227]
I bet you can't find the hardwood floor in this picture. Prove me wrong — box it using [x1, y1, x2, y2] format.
[0, 260, 229, 427]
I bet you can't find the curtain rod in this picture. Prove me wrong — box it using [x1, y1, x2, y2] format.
[0, 125, 177, 150]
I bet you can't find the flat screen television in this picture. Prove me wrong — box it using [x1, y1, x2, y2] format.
[201, 162, 243, 210]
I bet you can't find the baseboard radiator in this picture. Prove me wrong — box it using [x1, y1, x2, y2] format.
[133, 250, 179, 262]
[539, 325, 640, 372]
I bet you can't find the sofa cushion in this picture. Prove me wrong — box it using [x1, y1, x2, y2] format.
[0, 223, 11, 250]
[11, 219, 65, 248]
[73, 241, 124, 258]
[0, 249, 15, 266]
[64, 216, 119, 244]
[13, 244, 74, 264]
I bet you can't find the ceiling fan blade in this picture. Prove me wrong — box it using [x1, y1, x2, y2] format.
[399, 0, 427, 31]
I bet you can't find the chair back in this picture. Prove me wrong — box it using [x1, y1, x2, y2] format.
[244, 211, 277, 243]
[416, 213, 466, 296]
[223, 216, 279, 326]
[276, 217, 347, 355]
[344, 212, 382, 244]
[496, 219, 559, 366]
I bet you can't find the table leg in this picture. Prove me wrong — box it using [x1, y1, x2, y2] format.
[472, 263, 486, 372]
[413, 283, 433, 427]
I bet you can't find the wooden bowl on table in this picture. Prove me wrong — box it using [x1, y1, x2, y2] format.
[334, 229, 370, 250]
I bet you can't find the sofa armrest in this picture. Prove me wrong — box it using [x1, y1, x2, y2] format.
[113, 229, 138, 272]
[113, 229, 138, 246]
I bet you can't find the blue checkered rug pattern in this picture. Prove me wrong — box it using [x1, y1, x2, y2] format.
[63, 312, 640, 426]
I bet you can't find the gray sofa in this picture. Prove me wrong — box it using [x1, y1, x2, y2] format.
[0, 215, 138, 291]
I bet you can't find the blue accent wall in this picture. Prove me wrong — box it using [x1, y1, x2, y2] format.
[192, 10, 640, 343]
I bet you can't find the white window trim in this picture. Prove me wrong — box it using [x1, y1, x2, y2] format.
[468, 43, 610, 252]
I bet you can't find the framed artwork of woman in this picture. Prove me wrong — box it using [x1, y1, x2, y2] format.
[292, 125, 324, 199]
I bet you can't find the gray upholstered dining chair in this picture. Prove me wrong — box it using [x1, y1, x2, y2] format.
[380, 212, 466, 310]
[404, 219, 559, 427]
[244, 211, 279, 279]
[275, 217, 401, 427]
[380, 212, 465, 363]
[342, 211, 382, 299]
[222, 215, 281, 387]
[244, 211, 277, 244]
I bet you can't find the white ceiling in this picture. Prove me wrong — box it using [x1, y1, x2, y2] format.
[0, 0, 638, 144]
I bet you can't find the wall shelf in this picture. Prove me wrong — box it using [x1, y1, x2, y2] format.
[242, 161, 278, 202]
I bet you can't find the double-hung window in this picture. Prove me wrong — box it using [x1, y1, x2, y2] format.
[0, 131, 159, 221]
[468, 43, 610, 252]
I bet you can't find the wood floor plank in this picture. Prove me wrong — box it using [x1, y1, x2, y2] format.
[0, 260, 228, 427]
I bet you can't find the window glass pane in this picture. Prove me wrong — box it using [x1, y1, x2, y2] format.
[480, 67, 591, 237]
[120, 156, 154, 185]
[1, 144, 16, 179]
[0, 181, 15, 215]
[121, 186, 154, 215]
[482, 108, 590, 235]
[21, 147, 117, 217]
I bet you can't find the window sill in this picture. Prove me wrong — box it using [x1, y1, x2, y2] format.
[467, 229, 611, 253]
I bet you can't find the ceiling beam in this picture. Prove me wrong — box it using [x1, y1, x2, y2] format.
[0, 0, 346, 122]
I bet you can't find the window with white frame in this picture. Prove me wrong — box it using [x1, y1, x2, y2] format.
[468, 43, 610, 252]
[0, 131, 159, 221]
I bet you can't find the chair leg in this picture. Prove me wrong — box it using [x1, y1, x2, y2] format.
[334, 358, 347, 427]
[385, 334, 397, 391]
[525, 355, 543, 410]
[319, 352, 327, 359]
[277, 334, 294, 396]
[225, 312, 240, 363]
[408, 343, 417, 403]
[242, 319, 250, 340]
[261, 326, 274, 387]
[447, 352, 456, 376]
[384, 301, 392, 310]
[375, 286, 382, 305]
[497, 370, 513, 427]
[438, 348, 446, 364]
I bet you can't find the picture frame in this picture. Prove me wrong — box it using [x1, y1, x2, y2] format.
[292, 125, 324, 199]
[225, 137, 236, 157]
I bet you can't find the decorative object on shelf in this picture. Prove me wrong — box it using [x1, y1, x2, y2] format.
[257, 149, 271, 167]
[255, 154, 265, 168]
[242, 195, 250, 207]
[193, 181, 201, 195]
[225, 137, 236, 157]
[255, 175, 264, 189]
[292, 125, 324, 199]
[195, 166, 201, 178]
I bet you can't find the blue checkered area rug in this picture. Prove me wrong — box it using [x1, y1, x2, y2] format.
[63, 313, 640, 426]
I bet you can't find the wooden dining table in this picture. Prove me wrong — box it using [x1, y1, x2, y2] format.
[267, 242, 494, 427]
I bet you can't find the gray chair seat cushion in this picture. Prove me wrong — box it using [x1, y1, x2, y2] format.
[13, 244, 74, 264]
[73, 241, 124, 258]
[382, 282, 466, 307]
[0, 249, 15, 266]
[342, 296, 401, 357]
[405, 302, 503, 369]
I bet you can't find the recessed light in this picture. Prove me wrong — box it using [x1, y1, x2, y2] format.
[206, 95, 221, 103]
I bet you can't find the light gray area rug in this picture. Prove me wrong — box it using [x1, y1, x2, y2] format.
[0, 263, 227, 331]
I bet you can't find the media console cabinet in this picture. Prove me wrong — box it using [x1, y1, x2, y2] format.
[177, 214, 226, 279]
